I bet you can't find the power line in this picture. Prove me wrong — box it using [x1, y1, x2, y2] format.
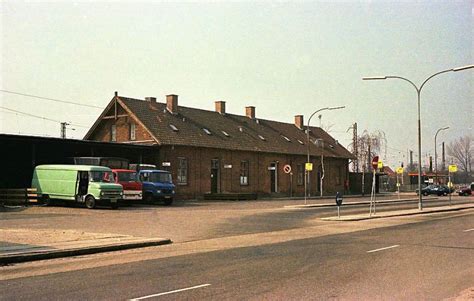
[0, 106, 90, 128]
[0, 89, 104, 109]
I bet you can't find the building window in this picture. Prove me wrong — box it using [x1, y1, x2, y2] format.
[177, 158, 188, 185]
[297, 164, 304, 185]
[169, 124, 179, 132]
[111, 124, 116, 142]
[240, 161, 249, 185]
[130, 123, 136, 140]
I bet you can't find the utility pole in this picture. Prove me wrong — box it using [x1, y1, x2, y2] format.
[346, 122, 359, 173]
[353, 122, 358, 173]
[60, 122, 70, 139]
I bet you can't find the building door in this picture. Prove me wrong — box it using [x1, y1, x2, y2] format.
[211, 159, 219, 194]
[270, 162, 278, 193]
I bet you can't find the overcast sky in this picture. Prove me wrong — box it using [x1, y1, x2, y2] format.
[1, 0, 472, 168]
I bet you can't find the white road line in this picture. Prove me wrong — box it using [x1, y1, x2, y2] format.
[130, 284, 211, 300]
[367, 245, 400, 253]
[463, 228, 474, 232]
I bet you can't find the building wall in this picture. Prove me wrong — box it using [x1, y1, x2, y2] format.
[156, 145, 347, 199]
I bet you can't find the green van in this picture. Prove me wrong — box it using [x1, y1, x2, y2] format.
[31, 165, 123, 209]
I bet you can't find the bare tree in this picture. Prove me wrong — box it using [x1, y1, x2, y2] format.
[446, 135, 473, 174]
[348, 130, 386, 172]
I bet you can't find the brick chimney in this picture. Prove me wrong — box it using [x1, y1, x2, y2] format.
[145, 97, 156, 102]
[166, 94, 178, 114]
[215, 101, 226, 115]
[245, 106, 255, 119]
[295, 115, 304, 129]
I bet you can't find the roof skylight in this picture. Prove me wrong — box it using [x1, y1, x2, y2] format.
[297, 139, 304, 145]
[203, 128, 212, 135]
[258, 135, 266, 141]
[169, 124, 179, 132]
[282, 135, 291, 142]
[221, 130, 230, 137]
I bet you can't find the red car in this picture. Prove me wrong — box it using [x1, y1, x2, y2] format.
[111, 169, 143, 201]
[458, 185, 473, 196]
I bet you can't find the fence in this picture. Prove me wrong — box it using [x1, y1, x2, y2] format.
[0, 188, 38, 206]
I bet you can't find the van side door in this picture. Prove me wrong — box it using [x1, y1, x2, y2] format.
[77, 171, 89, 197]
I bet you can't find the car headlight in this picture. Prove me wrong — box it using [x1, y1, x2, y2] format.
[156, 190, 162, 194]
[100, 191, 105, 196]
[172, 190, 175, 194]
[120, 191, 124, 196]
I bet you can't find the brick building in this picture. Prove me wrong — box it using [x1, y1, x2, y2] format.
[84, 92, 354, 199]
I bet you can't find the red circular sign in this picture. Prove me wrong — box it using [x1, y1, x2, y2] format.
[283, 164, 292, 174]
[371, 156, 379, 169]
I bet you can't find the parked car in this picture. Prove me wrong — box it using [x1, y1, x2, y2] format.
[458, 183, 474, 196]
[458, 187, 472, 196]
[416, 184, 451, 196]
[437, 185, 454, 195]
[138, 170, 176, 205]
[32, 165, 123, 209]
[109, 169, 142, 202]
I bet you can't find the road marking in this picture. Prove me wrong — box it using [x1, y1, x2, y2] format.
[367, 245, 400, 253]
[130, 284, 211, 300]
[463, 228, 474, 232]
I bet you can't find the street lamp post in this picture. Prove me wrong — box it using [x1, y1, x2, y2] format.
[434, 126, 449, 184]
[315, 138, 324, 198]
[363, 64, 473, 210]
[305, 106, 345, 204]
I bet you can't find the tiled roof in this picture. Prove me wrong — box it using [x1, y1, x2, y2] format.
[111, 95, 354, 159]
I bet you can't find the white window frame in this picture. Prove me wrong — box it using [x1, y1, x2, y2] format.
[111, 124, 116, 142]
[130, 123, 136, 140]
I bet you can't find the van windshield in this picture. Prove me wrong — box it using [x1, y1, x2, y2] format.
[89, 171, 114, 183]
[117, 172, 138, 182]
[147, 172, 172, 183]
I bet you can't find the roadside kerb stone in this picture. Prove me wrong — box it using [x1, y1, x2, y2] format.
[0, 229, 172, 265]
[321, 203, 474, 221]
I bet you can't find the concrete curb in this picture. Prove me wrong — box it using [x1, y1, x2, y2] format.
[321, 204, 474, 221]
[284, 197, 439, 209]
[0, 238, 172, 265]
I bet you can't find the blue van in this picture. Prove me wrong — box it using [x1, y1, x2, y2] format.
[138, 170, 176, 205]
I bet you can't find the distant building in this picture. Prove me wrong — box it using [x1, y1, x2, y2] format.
[84, 93, 354, 199]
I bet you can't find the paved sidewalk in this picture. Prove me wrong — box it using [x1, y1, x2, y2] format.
[0, 228, 171, 265]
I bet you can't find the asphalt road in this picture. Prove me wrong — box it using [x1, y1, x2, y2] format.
[1, 195, 472, 243]
[1, 210, 473, 300]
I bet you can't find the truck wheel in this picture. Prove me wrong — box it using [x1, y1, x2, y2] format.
[40, 195, 50, 206]
[85, 195, 96, 209]
[164, 198, 173, 206]
[144, 194, 154, 204]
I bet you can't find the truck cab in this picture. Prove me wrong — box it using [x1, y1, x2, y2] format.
[138, 170, 175, 205]
[110, 169, 142, 201]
